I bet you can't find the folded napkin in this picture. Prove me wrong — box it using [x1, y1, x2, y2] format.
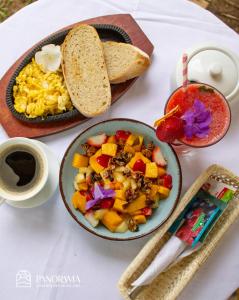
[131, 236, 187, 288]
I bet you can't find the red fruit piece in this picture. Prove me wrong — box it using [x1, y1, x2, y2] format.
[141, 207, 152, 216]
[100, 198, 114, 209]
[133, 159, 146, 173]
[156, 116, 184, 143]
[96, 154, 111, 168]
[80, 191, 92, 201]
[87, 133, 107, 147]
[115, 130, 131, 141]
[162, 174, 173, 189]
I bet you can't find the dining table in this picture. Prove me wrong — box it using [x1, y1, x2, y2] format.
[0, 0, 239, 299]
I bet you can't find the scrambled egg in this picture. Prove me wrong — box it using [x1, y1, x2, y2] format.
[13, 59, 73, 118]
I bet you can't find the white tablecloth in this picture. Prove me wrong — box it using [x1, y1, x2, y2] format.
[0, 0, 239, 299]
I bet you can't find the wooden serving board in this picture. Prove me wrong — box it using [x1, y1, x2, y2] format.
[0, 14, 154, 138]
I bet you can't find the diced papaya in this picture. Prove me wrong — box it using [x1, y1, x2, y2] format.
[127, 152, 150, 169]
[71, 191, 86, 213]
[124, 144, 135, 154]
[133, 215, 147, 224]
[111, 181, 123, 190]
[158, 185, 170, 198]
[133, 136, 144, 152]
[89, 155, 104, 173]
[102, 210, 124, 232]
[158, 166, 166, 177]
[113, 198, 127, 213]
[145, 162, 158, 178]
[107, 135, 116, 143]
[126, 195, 147, 213]
[78, 182, 88, 191]
[115, 189, 125, 200]
[72, 153, 89, 168]
[102, 143, 117, 156]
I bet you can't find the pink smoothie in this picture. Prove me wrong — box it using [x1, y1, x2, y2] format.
[165, 83, 231, 147]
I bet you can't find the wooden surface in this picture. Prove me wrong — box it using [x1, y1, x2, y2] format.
[0, 14, 154, 138]
[191, 0, 239, 33]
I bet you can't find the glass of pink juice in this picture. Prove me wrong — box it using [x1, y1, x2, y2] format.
[164, 83, 231, 148]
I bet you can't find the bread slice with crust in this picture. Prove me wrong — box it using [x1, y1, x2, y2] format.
[103, 41, 150, 84]
[61, 25, 111, 117]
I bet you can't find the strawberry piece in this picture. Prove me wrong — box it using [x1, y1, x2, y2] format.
[87, 133, 107, 147]
[156, 116, 184, 143]
[80, 191, 92, 201]
[115, 130, 131, 141]
[152, 146, 167, 167]
[100, 198, 114, 209]
[162, 174, 173, 189]
[96, 154, 111, 168]
[141, 207, 152, 216]
[133, 159, 146, 173]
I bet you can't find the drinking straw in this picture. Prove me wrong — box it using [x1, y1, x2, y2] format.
[182, 53, 188, 92]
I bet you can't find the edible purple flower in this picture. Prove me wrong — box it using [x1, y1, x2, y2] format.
[86, 183, 115, 210]
[181, 99, 212, 139]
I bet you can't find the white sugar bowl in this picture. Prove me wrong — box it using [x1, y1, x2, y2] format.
[172, 43, 239, 103]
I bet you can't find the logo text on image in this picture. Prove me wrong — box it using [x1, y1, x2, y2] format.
[36, 274, 81, 288]
[16, 270, 31, 288]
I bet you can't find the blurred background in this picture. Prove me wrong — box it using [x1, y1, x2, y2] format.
[0, 0, 238, 33]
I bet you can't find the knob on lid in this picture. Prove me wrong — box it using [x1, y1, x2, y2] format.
[173, 44, 239, 103]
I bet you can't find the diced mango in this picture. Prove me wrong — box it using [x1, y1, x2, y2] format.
[158, 185, 170, 198]
[124, 144, 135, 154]
[126, 195, 147, 213]
[72, 153, 89, 168]
[145, 162, 158, 178]
[127, 152, 150, 169]
[133, 136, 144, 152]
[115, 190, 125, 200]
[94, 149, 103, 158]
[133, 215, 147, 224]
[126, 134, 137, 146]
[102, 143, 117, 156]
[89, 155, 104, 173]
[158, 167, 166, 177]
[78, 182, 88, 191]
[107, 135, 116, 143]
[102, 210, 124, 232]
[71, 192, 86, 213]
[150, 185, 159, 198]
[113, 198, 127, 213]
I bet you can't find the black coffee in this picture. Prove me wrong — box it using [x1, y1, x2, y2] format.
[5, 151, 36, 186]
[0, 144, 44, 196]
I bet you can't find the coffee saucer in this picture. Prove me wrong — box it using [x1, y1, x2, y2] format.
[6, 141, 59, 208]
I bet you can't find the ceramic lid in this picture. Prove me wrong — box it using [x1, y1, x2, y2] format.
[173, 44, 239, 102]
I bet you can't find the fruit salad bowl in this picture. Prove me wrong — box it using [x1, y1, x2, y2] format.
[59, 119, 182, 240]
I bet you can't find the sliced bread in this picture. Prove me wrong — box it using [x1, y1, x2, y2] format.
[61, 25, 111, 117]
[103, 41, 150, 84]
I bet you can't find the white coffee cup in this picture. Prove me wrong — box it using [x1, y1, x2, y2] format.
[0, 137, 49, 204]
